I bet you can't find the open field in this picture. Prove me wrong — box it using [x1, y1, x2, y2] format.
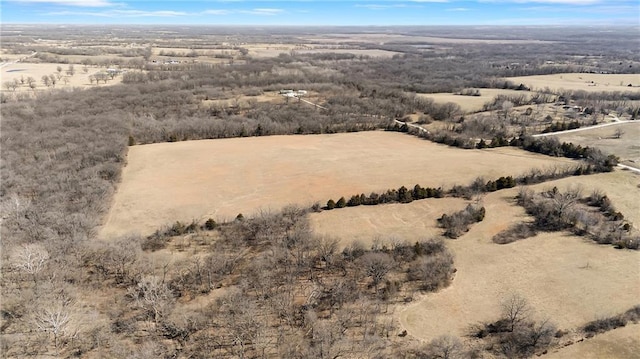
[554, 121, 640, 168]
[100, 131, 576, 238]
[416, 88, 536, 113]
[309, 170, 640, 342]
[1, 62, 122, 91]
[310, 197, 469, 248]
[506, 73, 640, 93]
[243, 43, 401, 58]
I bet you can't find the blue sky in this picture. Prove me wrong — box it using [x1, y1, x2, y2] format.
[2, 0, 639, 26]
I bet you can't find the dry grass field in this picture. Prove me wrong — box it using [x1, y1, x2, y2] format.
[309, 170, 640, 344]
[242, 43, 401, 58]
[416, 88, 536, 113]
[506, 73, 640, 93]
[309, 197, 469, 248]
[1, 62, 122, 91]
[100, 131, 575, 238]
[554, 122, 640, 168]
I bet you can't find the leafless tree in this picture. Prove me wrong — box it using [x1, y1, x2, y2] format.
[422, 335, 464, 359]
[3, 80, 17, 92]
[26, 76, 36, 90]
[13, 243, 49, 287]
[34, 303, 73, 354]
[359, 252, 394, 290]
[613, 127, 625, 139]
[128, 275, 174, 329]
[501, 293, 530, 332]
[49, 74, 58, 87]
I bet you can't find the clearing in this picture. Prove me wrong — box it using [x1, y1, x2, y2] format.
[1, 62, 122, 92]
[553, 121, 640, 169]
[416, 88, 536, 113]
[100, 131, 575, 238]
[310, 170, 640, 342]
[505, 73, 640, 93]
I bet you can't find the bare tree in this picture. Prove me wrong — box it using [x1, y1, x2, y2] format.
[501, 293, 530, 332]
[66, 64, 75, 76]
[3, 80, 18, 92]
[359, 252, 394, 290]
[613, 127, 625, 139]
[128, 275, 174, 329]
[34, 304, 72, 354]
[422, 335, 464, 359]
[26, 76, 37, 90]
[13, 243, 49, 287]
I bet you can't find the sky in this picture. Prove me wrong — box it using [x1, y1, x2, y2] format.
[1, 0, 639, 26]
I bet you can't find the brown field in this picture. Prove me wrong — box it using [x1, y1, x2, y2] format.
[416, 88, 536, 113]
[242, 43, 400, 58]
[309, 170, 640, 343]
[545, 324, 640, 359]
[1, 62, 122, 92]
[309, 197, 469, 248]
[506, 73, 640, 93]
[554, 122, 640, 168]
[100, 131, 575, 238]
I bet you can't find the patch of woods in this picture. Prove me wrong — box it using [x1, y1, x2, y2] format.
[81, 208, 456, 358]
[493, 187, 639, 249]
[393, 123, 619, 173]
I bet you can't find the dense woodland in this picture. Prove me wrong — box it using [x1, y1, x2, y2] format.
[1, 26, 639, 358]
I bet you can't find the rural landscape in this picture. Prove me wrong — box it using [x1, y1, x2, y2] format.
[1, 20, 639, 359]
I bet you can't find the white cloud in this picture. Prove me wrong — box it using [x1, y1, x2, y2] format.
[9, 0, 115, 7]
[46, 9, 189, 17]
[447, 7, 470, 11]
[241, 8, 285, 15]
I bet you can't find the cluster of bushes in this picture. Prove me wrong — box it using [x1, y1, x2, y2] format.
[542, 120, 582, 133]
[470, 294, 557, 358]
[438, 204, 486, 239]
[493, 187, 639, 249]
[582, 305, 640, 336]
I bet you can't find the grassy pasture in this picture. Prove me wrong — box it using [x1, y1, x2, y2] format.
[100, 131, 575, 238]
[1, 62, 122, 91]
[416, 88, 536, 113]
[554, 122, 640, 168]
[506, 73, 640, 93]
[310, 170, 640, 343]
